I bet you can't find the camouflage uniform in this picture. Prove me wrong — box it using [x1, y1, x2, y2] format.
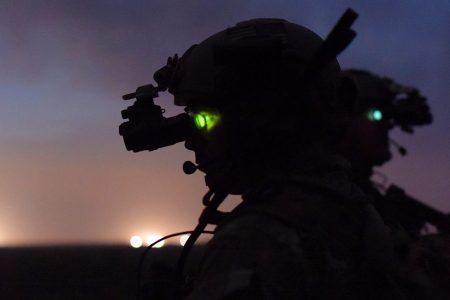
[358, 178, 450, 300]
[187, 157, 408, 299]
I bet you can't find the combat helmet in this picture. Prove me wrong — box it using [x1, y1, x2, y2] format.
[343, 69, 432, 133]
[170, 19, 341, 107]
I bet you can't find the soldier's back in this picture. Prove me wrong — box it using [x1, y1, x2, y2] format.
[188, 171, 406, 299]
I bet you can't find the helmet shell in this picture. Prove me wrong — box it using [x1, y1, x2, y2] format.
[342, 69, 395, 111]
[171, 18, 341, 107]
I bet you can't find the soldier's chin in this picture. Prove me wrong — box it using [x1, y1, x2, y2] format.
[204, 173, 244, 195]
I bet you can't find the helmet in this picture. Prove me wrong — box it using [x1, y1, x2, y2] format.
[343, 69, 432, 133]
[170, 18, 341, 109]
[339, 69, 433, 168]
[343, 69, 395, 113]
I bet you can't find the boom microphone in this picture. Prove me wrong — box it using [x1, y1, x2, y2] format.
[389, 138, 407, 156]
[183, 161, 198, 174]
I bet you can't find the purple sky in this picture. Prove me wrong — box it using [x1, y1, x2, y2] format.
[0, 1, 449, 245]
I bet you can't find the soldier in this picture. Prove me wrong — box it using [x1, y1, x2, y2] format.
[167, 17, 411, 299]
[339, 69, 434, 235]
[339, 69, 449, 299]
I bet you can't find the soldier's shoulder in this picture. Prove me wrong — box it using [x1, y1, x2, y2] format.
[213, 212, 303, 254]
[188, 214, 308, 300]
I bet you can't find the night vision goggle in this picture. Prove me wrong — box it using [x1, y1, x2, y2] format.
[384, 80, 432, 133]
[119, 85, 220, 152]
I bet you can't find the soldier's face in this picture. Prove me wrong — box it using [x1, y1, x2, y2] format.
[184, 107, 239, 192]
[184, 104, 264, 194]
[341, 106, 392, 167]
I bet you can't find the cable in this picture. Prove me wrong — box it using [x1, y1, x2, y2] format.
[175, 191, 228, 292]
[137, 230, 214, 299]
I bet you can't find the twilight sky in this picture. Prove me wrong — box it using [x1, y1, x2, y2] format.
[0, 1, 449, 246]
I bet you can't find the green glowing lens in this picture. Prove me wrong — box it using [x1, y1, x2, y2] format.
[367, 108, 383, 122]
[194, 114, 206, 129]
[193, 111, 221, 132]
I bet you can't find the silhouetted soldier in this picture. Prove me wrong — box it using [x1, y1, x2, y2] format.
[339, 69, 435, 234]
[339, 69, 450, 299]
[170, 16, 410, 299]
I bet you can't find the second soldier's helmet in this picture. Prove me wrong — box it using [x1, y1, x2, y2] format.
[343, 69, 432, 133]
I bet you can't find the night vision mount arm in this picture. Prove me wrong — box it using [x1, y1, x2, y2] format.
[119, 55, 193, 152]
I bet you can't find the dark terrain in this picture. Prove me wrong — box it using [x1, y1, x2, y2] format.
[0, 245, 203, 299]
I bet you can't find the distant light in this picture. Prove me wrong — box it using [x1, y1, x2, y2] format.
[179, 234, 190, 246]
[130, 235, 143, 248]
[146, 234, 165, 248]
